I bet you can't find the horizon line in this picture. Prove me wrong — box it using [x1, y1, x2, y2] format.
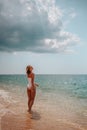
[0, 73, 87, 75]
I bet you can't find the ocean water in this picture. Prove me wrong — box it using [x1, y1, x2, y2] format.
[0, 74, 87, 98]
[0, 74, 87, 130]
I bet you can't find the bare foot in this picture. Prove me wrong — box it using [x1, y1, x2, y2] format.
[27, 109, 32, 113]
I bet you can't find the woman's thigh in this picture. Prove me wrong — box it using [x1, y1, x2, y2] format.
[31, 89, 36, 100]
[27, 88, 31, 99]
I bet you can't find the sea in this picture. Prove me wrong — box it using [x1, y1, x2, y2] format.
[0, 74, 87, 130]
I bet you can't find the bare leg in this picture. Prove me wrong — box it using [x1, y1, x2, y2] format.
[27, 88, 31, 111]
[29, 88, 36, 112]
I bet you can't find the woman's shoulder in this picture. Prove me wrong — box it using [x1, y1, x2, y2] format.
[31, 73, 35, 77]
[28, 73, 35, 77]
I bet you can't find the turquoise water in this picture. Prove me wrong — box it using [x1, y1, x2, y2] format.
[0, 74, 87, 130]
[0, 74, 87, 99]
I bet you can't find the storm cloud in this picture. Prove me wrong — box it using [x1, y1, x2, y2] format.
[0, 0, 80, 53]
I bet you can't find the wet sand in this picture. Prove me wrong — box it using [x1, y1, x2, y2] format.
[0, 96, 33, 130]
[0, 89, 87, 130]
[1, 107, 86, 130]
[1, 112, 32, 130]
[33, 102, 87, 130]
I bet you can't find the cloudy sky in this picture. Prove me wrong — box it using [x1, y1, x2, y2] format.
[0, 0, 87, 74]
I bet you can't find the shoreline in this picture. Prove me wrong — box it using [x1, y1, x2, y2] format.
[0, 87, 87, 130]
[0, 89, 32, 130]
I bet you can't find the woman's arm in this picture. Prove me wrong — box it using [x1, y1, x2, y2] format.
[31, 73, 35, 87]
[35, 83, 39, 87]
[31, 73, 39, 87]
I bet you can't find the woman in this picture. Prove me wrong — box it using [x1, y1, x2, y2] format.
[26, 65, 38, 113]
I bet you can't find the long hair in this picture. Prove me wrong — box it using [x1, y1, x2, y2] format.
[27, 69, 31, 75]
[26, 66, 31, 76]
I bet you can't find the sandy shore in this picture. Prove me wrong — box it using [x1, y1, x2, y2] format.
[1, 109, 86, 130]
[0, 89, 87, 130]
[1, 112, 32, 130]
[0, 96, 33, 130]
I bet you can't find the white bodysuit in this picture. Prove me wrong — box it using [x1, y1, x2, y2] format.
[27, 78, 32, 89]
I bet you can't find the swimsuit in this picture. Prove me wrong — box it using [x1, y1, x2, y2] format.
[27, 77, 32, 89]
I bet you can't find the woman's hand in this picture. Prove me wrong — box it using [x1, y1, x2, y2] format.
[35, 83, 39, 87]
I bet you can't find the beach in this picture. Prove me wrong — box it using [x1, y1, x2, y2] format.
[0, 75, 87, 130]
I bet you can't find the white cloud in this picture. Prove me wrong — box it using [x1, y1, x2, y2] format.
[70, 12, 77, 18]
[0, 0, 80, 53]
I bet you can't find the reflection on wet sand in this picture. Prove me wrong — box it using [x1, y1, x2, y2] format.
[1, 111, 33, 130]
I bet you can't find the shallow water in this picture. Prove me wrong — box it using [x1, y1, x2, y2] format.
[0, 75, 87, 130]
